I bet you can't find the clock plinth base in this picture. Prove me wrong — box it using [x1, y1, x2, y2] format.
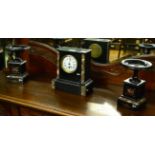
[117, 96, 146, 109]
[52, 78, 93, 96]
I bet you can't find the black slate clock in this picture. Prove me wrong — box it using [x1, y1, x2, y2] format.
[83, 38, 111, 63]
[52, 46, 93, 96]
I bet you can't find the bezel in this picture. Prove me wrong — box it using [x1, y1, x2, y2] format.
[61, 55, 78, 74]
[89, 43, 102, 58]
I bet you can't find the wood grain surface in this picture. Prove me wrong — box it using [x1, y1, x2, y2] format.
[0, 72, 155, 116]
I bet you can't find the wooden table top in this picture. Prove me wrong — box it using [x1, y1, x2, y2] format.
[0, 72, 155, 116]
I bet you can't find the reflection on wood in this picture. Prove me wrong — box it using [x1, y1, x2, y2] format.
[0, 71, 154, 116]
[28, 41, 155, 90]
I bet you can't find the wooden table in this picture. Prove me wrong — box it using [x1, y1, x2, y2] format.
[0, 72, 155, 116]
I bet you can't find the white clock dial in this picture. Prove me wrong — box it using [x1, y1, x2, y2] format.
[61, 55, 78, 73]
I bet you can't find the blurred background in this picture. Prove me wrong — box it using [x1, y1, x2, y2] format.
[1, 38, 155, 69]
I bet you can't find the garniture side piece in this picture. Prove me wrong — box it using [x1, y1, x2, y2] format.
[118, 58, 152, 109]
[6, 45, 30, 83]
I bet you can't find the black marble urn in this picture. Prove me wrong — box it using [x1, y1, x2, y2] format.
[117, 58, 152, 109]
[6, 45, 30, 83]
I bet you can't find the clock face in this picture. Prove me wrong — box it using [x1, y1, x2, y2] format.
[89, 43, 102, 58]
[61, 55, 78, 73]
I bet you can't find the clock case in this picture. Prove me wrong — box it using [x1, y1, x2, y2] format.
[83, 38, 111, 63]
[52, 47, 93, 96]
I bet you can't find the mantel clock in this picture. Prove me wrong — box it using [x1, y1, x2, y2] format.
[83, 38, 111, 63]
[52, 46, 93, 96]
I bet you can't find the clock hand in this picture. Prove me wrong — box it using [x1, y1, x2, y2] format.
[68, 62, 71, 69]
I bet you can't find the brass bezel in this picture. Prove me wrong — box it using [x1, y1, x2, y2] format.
[89, 43, 102, 58]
